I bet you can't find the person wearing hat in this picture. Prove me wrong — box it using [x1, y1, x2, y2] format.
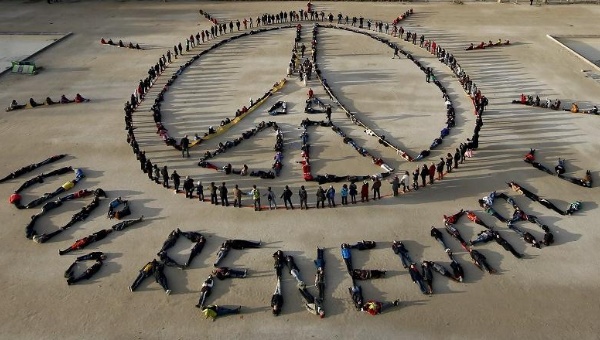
[180, 134, 190, 158]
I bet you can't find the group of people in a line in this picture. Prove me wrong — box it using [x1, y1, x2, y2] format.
[465, 39, 510, 50]
[6, 94, 89, 111]
[100, 38, 141, 49]
[513, 94, 598, 114]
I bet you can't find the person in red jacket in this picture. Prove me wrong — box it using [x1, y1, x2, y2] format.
[428, 162, 436, 185]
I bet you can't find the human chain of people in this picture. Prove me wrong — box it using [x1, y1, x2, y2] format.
[0, 2, 591, 322]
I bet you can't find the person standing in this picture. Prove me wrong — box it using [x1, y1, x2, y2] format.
[209, 182, 218, 205]
[170, 170, 181, 193]
[325, 105, 332, 122]
[184, 176, 195, 198]
[280, 185, 294, 210]
[400, 171, 409, 192]
[453, 148, 461, 169]
[197, 181, 204, 202]
[445, 153, 453, 173]
[390, 176, 399, 196]
[265, 187, 277, 210]
[372, 178, 381, 200]
[420, 164, 429, 188]
[219, 182, 229, 206]
[326, 185, 336, 207]
[299, 185, 308, 210]
[180, 135, 190, 158]
[412, 167, 420, 191]
[436, 158, 445, 180]
[316, 186, 326, 208]
[360, 181, 369, 202]
[153, 164, 160, 184]
[145, 159, 153, 180]
[251, 185, 261, 211]
[425, 163, 434, 186]
[161, 165, 169, 188]
[340, 184, 349, 204]
[232, 184, 242, 208]
[349, 181, 358, 204]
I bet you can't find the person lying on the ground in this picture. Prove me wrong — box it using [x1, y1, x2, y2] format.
[19, 177, 78, 209]
[507, 224, 541, 248]
[153, 261, 171, 295]
[341, 243, 353, 273]
[158, 228, 181, 254]
[14, 166, 72, 193]
[430, 227, 450, 252]
[408, 263, 428, 294]
[466, 210, 492, 229]
[349, 284, 364, 311]
[469, 249, 496, 274]
[58, 228, 114, 255]
[129, 259, 158, 292]
[212, 267, 247, 280]
[28, 98, 42, 107]
[110, 215, 143, 231]
[487, 233, 519, 259]
[213, 242, 230, 267]
[421, 261, 434, 294]
[351, 269, 386, 280]
[582, 105, 598, 114]
[195, 275, 214, 308]
[559, 170, 593, 188]
[524, 148, 535, 162]
[392, 240, 413, 268]
[43, 97, 58, 105]
[469, 229, 496, 246]
[0, 154, 66, 183]
[507, 181, 540, 202]
[428, 261, 460, 282]
[65, 258, 104, 285]
[443, 209, 465, 225]
[271, 277, 284, 316]
[75, 93, 90, 103]
[181, 232, 205, 267]
[361, 299, 400, 316]
[446, 250, 464, 282]
[202, 305, 241, 321]
[158, 251, 185, 270]
[542, 231, 554, 246]
[224, 239, 261, 249]
[444, 223, 469, 251]
[33, 194, 103, 243]
[298, 286, 325, 318]
[273, 250, 285, 277]
[286, 255, 305, 287]
[349, 240, 376, 250]
[6, 99, 26, 111]
[60, 95, 74, 104]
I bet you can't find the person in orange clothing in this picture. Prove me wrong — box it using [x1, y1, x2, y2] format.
[58, 228, 113, 255]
